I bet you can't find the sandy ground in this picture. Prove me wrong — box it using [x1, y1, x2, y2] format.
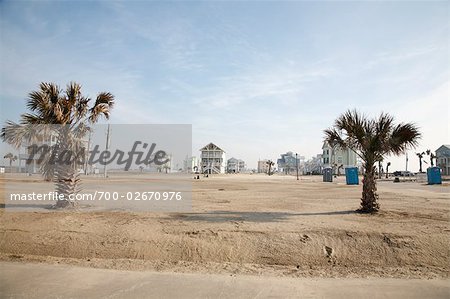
[0, 173, 449, 279]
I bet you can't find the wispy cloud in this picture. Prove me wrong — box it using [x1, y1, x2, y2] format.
[1, 1, 448, 171]
[184, 65, 335, 110]
[365, 45, 442, 70]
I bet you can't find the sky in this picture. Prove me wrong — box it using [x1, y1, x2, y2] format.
[0, 1, 449, 171]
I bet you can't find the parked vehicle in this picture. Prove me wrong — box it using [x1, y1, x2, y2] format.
[393, 171, 415, 177]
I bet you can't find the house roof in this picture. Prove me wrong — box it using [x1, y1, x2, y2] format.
[436, 145, 450, 156]
[322, 141, 338, 149]
[199, 142, 225, 152]
[228, 157, 244, 162]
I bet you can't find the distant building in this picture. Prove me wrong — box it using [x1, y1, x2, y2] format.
[277, 151, 300, 174]
[183, 156, 199, 173]
[18, 132, 90, 174]
[322, 142, 357, 175]
[436, 145, 450, 175]
[227, 157, 245, 173]
[257, 159, 270, 174]
[159, 153, 172, 173]
[303, 154, 323, 175]
[16, 133, 58, 173]
[297, 155, 306, 174]
[200, 143, 226, 174]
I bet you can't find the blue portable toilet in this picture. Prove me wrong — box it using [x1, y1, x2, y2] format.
[345, 167, 359, 185]
[427, 167, 442, 185]
[323, 168, 333, 182]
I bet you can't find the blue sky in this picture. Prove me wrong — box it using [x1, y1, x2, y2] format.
[1, 1, 448, 170]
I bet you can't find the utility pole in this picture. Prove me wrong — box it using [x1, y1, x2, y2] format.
[405, 152, 408, 172]
[296, 153, 299, 180]
[104, 124, 110, 178]
[84, 130, 92, 175]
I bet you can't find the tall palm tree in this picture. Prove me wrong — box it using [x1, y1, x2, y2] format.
[3, 152, 17, 172]
[1, 82, 114, 208]
[324, 110, 420, 213]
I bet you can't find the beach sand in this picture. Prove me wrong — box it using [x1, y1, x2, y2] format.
[0, 173, 448, 279]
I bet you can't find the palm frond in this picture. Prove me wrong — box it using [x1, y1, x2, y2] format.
[89, 92, 115, 123]
[74, 97, 90, 122]
[71, 123, 90, 139]
[1, 122, 53, 148]
[27, 90, 51, 114]
[21, 113, 47, 124]
[335, 109, 368, 149]
[66, 82, 81, 107]
[40, 82, 60, 104]
[324, 128, 346, 149]
[388, 122, 421, 155]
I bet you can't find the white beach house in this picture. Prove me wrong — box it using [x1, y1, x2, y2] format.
[200, 143, 226, 174]
[322, 141, 357, 174]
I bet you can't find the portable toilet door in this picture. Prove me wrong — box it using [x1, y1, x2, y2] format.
[427, 167, 442, 185]
[323, 168, 333, 182]
[345, 167, 359, 185]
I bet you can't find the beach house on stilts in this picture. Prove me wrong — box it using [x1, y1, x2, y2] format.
[200, 142, 226, 174]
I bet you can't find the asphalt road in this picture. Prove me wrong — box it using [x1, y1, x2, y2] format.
[0, 262, 449, 299]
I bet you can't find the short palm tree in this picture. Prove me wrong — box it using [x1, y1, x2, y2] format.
[1, 82, 114, 208]
[426, 149, 436, 167]
[266, 160, 275, 176]
[416, 152, 425, 172]
[324, 110, 420, 213]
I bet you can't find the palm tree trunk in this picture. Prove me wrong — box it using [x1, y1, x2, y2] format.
[360, 164, 379, 213]
[54, 163, 80, 208]
[53, 131, 80, 209]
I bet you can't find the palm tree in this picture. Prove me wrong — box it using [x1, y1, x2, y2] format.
[1, 82, 114, 208]
[163, 164, 170, 173]
[416, 152, 425, 172]
[266, 160, 275, 176]
[337, 164, 344, 176]
[426, 149, 435, 167]
[377, 158, 383, 179]
[4, 152, 17, 172]
[324, 110, 420, 213]
[385, 162, 391, 178]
